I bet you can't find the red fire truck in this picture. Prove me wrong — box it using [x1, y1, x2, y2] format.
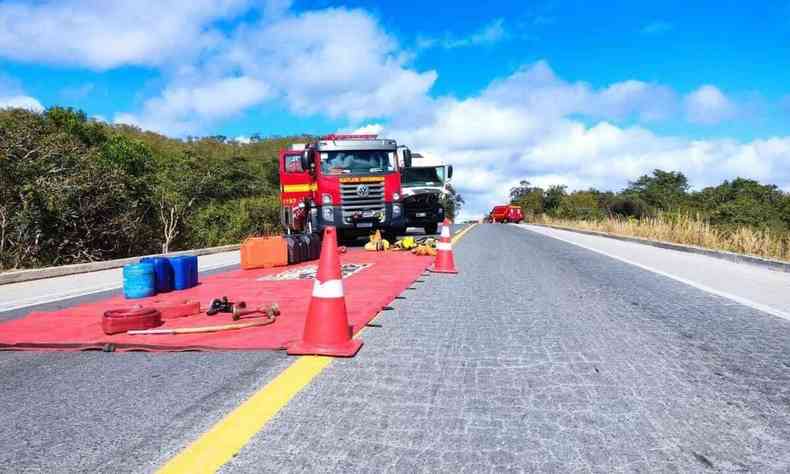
[489, 205, 525, 223]
[279, 134, 411, 241]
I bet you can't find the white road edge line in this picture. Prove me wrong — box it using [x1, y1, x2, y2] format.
[0, 261, 238, 313]
[519, 225, 790, 323]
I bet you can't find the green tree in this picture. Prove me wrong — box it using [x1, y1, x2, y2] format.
[624, 169, 689, 211]
[440, 183, 464, 220]
[187, 196, 281, 247]
[544, 184, 567, 214]
[606, 195, 649, 218]
[514, 189, 544, 218]
[693, 179, 787, 230]
[556, 191, 603, 220]
[509, 180, 534, 201]
[152, 151, 215, 253]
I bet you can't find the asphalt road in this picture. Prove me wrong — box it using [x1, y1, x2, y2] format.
[2, 223, 790, 472]
[221, 223, 790, 472]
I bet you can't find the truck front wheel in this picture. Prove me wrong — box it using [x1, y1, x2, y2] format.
[424, 223, 438, 235]
[383, 227, 406, 243]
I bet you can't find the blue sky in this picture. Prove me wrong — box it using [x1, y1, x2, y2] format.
[1, 0, 789, 216]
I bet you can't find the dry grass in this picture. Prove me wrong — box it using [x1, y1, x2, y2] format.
[537, 214, 790, 263]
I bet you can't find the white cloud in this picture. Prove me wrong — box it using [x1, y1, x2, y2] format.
[351, 124, 385, 135]
[115, 76, 271, 136]
[397, 113, 790, 218]
[481, 61, 678, 123]
[0, 75, 43, 111]
[116, 7, 437, 134]
[0, 95, 44, 112]
[229, 8, 437, 121]
[418, 18, 508, 49]
[0, 0, 253, 69]
[684, 85, 737, 124]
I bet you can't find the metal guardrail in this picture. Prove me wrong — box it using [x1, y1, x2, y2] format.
[0, 244, 241, 285]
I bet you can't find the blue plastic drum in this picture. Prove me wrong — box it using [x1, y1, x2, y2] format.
[123, 262, 156, 299]
[140, 257, 174, 293]
[170, 255, 198, 290]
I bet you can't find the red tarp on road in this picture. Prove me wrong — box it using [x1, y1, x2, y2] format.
[0, 251, 432, 352]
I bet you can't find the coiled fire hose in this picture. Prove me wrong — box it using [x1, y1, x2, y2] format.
[102, 307, 162, 335]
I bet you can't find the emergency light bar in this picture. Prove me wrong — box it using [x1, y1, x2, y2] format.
[321, 134, 378, 141]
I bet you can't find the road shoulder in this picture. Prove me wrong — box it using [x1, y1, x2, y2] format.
[519, 224, 790, 322]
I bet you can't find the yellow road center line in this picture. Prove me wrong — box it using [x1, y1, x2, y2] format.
[157, 356, 332, 474]
[157, 223, 478, 473]
[451, 223, 476, 244]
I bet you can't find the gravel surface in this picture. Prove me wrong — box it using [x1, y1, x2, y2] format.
[221, 223, 790, 473]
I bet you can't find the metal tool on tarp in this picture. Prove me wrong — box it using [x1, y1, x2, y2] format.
[206, 297, 245, 316]
[232, 303, 281, 321]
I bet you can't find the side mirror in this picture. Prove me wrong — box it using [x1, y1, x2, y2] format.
[300, 149, 311, 173]
[447, 165, 453, 179]
[403, 149, 412, 168]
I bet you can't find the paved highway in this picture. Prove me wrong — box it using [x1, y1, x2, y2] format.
[2, 223, 789, 472]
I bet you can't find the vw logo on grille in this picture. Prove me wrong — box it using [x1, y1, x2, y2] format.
[356, 184, 370, 197]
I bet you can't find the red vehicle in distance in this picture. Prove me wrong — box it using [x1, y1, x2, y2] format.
[489, 205, 524, 223]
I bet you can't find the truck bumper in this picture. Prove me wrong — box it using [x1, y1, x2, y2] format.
[405, 206, 444, 226]
[315, 204, 407, 233]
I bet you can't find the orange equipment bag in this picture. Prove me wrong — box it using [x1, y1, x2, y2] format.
[241, 236, 288, 270]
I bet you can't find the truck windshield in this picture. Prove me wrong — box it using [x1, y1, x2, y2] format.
[402, 166, 445, 186]
[320, 150, 396, 175]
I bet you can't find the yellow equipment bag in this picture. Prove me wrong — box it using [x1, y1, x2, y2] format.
[365, 230, 390, 251]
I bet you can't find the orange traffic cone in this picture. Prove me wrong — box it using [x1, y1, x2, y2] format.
[287, 226, 363, 357]
[429, 219, 458, 274]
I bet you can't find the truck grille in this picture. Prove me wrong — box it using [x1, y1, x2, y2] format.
[403, 192, 439, 211]
[340, 182, 385, 219]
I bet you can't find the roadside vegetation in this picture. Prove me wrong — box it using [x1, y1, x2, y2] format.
[0, 107, 300, 270]
[1, 106, 463, 271]
[510, 170, 790, 262]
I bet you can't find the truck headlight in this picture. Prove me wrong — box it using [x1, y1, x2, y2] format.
[322, 193, 332, 205]
[392, 192, 400, 201]
[392, 204, 402, 217]
[322, 207, 334, 221]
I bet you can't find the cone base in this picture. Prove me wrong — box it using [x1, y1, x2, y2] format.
[287, 338, 363, 357]
[428, 265, 458, 274]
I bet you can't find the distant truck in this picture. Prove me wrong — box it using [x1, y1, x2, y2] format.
[489, 205, 524, 223]
[399, 152, 453, 235]
[278, 134, 410, 241]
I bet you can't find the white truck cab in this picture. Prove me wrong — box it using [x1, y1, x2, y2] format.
[399, 151, 454, 234]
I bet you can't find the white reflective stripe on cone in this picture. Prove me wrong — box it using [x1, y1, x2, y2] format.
[312, 279, 344, 298]
[440, 226, 451, 238]
[436, 242, 452, 251]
